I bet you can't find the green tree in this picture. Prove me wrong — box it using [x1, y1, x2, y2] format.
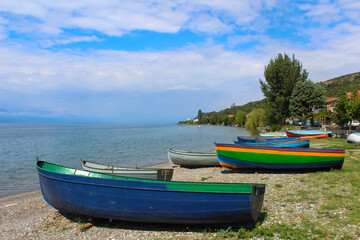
[208, 112, 218, 125]
[335, 91, 351, 126]
[197, 109, 203, 124]
[289, 80, 326, 123]
[260, 53, 308, 125]
[220, 115, 229, 125]
[245, 108, 265, 130]
[348, 90, 360, 120]
[235, 110, 246, 127]
[228, 115, 235, 126]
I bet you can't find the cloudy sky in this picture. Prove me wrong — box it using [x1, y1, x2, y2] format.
[1, 0, 359, 123]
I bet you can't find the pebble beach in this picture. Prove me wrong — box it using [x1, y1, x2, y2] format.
[1, 161, 359, 239]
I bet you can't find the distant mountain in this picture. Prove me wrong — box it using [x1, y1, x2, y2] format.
[319, 72, 360, 97]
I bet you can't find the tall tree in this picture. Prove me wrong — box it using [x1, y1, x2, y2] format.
[197, 109, 203, 124]
[289, 80, 326, 123]
[260, 53, 309, 125]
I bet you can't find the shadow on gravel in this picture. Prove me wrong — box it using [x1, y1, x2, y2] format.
[221, 167, 341, 174]
[59, 211, 263, 233]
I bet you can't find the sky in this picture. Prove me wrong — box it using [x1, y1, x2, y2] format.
[1, 0, 360, 124]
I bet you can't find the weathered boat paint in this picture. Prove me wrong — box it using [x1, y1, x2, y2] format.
[167, 148, 220, 167]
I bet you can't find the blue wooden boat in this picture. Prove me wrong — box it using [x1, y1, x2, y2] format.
[36, 161, 266, 225]
[237, 136, 299, 143]
[256, 137, 300, 142]
[234, 139, 310, 148]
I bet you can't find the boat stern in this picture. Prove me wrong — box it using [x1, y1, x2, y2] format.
[251, 184, 266, 223]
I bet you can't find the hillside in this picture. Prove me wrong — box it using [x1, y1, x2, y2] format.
[180, 72, 360, 125]
[320, 72, 360, 97]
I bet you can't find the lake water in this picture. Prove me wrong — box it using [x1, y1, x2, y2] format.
[0, 123, 251, 197]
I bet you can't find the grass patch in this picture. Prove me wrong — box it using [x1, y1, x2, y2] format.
[200, 176, 213, 181]
[306, 149, 360, 227]
[310, 137, 360, 149]
[215, 223, 333, 240]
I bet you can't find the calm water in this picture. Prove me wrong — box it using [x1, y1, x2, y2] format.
[0, 123, 251, 197]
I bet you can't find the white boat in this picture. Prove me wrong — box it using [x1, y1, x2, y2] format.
[81, 160, 173, 181]
[347, 133, 360, 143]
[167, 148, 220, 167]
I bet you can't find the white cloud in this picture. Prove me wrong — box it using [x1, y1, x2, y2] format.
[0, 43, 264, 95]
[1, 0, 360, 121]
[0, 0, 278, 38]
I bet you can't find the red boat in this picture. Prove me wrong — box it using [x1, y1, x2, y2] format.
[286, 130, 332, 139]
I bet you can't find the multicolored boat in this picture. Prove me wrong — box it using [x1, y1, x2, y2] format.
[234, 139, 309, 148]
[215, 143, 345, 171]
[36, 161, 266, 225]
[285, 130, 332, 139]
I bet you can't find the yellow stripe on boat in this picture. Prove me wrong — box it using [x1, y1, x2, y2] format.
[215, 146, 345, 157]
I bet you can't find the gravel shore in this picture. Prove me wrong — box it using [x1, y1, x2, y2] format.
[1, 161, 359, 239]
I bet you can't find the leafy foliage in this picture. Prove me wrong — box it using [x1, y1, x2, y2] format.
[245, 108, 265, 130]
[260, 53, 309, 125]
[179, 99, 267, 126]
[179, 66, 359, 128]
[335, 90, 360, 126]
[347, 90, 360, 120]
[235, 110, 246, 126]
[335, 91, 351, 126]
[289, 80, 326, 122]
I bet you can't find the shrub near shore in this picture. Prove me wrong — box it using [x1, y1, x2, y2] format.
[214, 138, 360, 239]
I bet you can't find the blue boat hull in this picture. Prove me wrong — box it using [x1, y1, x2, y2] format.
[37, 165, 265, 225]
[237, 136, 299, 143]
[234, 140, 310, 148]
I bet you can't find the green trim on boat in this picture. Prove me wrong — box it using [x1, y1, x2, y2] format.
[216, 150, 344, 165]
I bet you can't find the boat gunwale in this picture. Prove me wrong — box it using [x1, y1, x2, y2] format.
[81, 160, 173, 173]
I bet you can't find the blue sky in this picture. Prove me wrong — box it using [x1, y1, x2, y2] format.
[1, 0, 360, 123]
